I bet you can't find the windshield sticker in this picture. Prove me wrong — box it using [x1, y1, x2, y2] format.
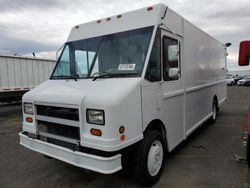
[118, 64, 136, 71]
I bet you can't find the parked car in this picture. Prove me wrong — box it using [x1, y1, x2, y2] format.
[226, 76, 234, 86]
[244, 77, 250, 86]
[237, 77, 250, 86]
[233, 75, 243, 84]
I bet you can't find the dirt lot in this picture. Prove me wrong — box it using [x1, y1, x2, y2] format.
[0, 87, 249, 188]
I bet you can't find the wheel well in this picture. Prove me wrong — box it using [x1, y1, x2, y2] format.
[144, 119, 168, 151]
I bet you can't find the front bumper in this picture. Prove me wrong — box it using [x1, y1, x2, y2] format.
[19, 132, 122, 174]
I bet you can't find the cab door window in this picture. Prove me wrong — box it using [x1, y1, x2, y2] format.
[162, 36, 180, 81]
[145, 29, 161, 82]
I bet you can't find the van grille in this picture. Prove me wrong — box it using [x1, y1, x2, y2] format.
[36, 105, 79, 121]
[37, 120, 80, 140]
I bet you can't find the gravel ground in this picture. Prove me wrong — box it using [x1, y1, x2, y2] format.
[0, 86, 249, 188]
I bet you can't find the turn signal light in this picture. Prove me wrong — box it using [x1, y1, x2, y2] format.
[119, 126, 125, 134]
[147, 6, 153, 11]
[90, 128, 102, 136]
[120, 134, 125, 141]
[26, 117, 33, 123]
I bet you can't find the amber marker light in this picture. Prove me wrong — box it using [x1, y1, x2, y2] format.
[90, 128, 102, 136]
[147, 6, 154, 11]
[26, 117, 33, 123]
[120, 135, 125, 141]
[119, 126, 125, 134]
[117, 15, 122, 19]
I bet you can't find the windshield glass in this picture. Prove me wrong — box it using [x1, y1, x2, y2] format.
[51, 36, 101, 79]
[51, 26, 153, 79]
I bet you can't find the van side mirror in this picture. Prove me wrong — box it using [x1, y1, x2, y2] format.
[168, 67, 179, 79]
[168, 45, 179, 62]
[239, 41, 250, 66]
[225, 43, 231, 47]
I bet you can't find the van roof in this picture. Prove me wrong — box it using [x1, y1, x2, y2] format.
[67, 3, 166, 42]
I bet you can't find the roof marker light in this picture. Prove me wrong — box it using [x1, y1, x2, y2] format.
[117, 15, 122, 19]
[147, 6, 154, 11]
[96, 20, 101, 23]
[75, 25, 79, 29]
[106, 17, 111, 21]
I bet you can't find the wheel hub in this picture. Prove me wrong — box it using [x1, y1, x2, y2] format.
[147, 140, 163, 176]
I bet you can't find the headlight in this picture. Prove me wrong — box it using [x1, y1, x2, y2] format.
[23, 103, 34, 114]
[86, 109, 105, 125]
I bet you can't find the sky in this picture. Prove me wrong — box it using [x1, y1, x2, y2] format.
[0, 0, 249, 71]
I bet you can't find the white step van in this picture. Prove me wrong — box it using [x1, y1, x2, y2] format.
[19, 4, 227, 186]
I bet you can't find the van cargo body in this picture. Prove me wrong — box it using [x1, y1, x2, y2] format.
[19, 4, 227, 186]
[0, 55, 56, 102]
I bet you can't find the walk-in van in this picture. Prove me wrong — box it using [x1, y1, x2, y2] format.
[19, 4, 228, 185]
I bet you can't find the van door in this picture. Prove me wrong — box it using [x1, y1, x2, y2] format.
[161, 30, 185, 151]
[141, 29, 163, 132]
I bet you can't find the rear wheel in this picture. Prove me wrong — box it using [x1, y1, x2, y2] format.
[209, 99, 217, 124]
[134, 130, 166, 186]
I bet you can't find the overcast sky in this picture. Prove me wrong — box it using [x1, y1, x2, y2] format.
[0, 0, 249, 70]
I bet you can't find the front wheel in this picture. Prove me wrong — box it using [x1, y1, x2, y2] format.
[134, 130, 166, 186]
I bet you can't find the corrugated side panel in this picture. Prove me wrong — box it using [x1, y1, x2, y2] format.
[7, 57, 15, 89]
[0, 57, 8, 89]
[14, 58, 22, 89]
[0, 56, 56, 92]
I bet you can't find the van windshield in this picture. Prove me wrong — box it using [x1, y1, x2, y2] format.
[51, 26, 153, 80]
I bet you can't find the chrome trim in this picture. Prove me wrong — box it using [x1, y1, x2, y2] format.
[186, 80, 226, 93]
[34, 101, 78, 109]
[162, 90, 184, 99]
[36, 115, 79, 127]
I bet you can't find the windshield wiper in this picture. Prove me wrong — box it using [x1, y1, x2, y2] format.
[92, 72, 113, 81]
[51, 75, 78, 81]
[92, 72, 140, 81]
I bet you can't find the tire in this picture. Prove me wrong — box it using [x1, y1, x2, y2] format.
[247, 135, 250, 168]
[134, 130, 166, 186]
[209, 99, 217, 124]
